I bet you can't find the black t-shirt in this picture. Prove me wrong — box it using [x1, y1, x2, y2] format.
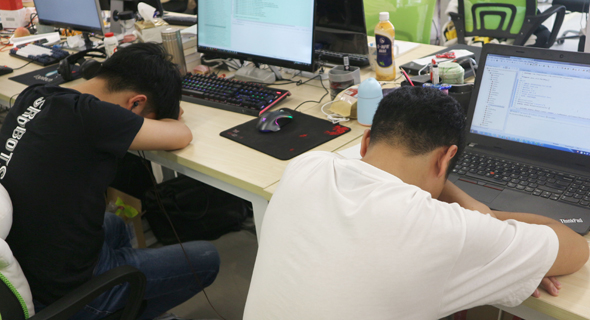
[1, 85, 144, 304]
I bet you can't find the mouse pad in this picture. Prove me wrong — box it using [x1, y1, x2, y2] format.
[220, 109, 351, 160]
[9, 64, 80, 86]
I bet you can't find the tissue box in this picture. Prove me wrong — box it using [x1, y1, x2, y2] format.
[135, 19, 169, 43]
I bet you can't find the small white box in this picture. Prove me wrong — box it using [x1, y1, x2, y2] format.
[0, 8, 26, 29]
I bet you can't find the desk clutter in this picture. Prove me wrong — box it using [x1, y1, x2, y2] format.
[220, 108, 351, 160]
[9, 42, 70, 66]
[181, 73, 291, 117]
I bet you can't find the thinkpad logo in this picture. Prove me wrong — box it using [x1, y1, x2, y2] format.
[560, 218, 584, 224]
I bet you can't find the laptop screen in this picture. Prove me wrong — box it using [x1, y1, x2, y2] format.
[470, 53, 590, 156]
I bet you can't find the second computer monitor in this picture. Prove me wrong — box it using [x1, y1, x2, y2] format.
[34, 0, 105, 35]
[197, 0, 316, 73]
[315, 0, 368, 55]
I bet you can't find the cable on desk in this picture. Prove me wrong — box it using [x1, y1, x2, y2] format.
[12, 61, 32, 70]
[321, 100, 349, 124]
[293, 71, 330, 111]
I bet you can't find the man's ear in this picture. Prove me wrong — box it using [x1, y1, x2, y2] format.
[127, 95, 148, 112]
[437, 145, 458, 178]
[360, 129, 371, 158]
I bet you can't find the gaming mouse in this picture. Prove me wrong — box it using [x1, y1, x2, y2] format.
[257, 109, 293, 132]
[0, 66, 13, 76]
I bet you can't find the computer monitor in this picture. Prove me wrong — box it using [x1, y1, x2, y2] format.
[34, 0, 105, 35]
[197, 0, 316, 82]
[314, 0, 368, 55]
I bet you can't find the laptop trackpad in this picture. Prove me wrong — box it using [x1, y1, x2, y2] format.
[491, 189, 590, 235]
[455, 180, 501, 205]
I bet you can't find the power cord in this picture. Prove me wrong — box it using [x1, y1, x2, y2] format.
[137, 151, 227, 320]
[320, 100, 350, 124]
[293, 70, 330, 111]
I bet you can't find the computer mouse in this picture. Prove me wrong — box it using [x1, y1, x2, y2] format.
[0, 66, 13, 76]
[256, 109, 293, 132]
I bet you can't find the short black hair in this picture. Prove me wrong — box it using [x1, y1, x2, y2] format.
[94, 42, 182, 119]
[371, 86, 466, 171]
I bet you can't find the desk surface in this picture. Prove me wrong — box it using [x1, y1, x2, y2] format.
[3, 41, 586, 319]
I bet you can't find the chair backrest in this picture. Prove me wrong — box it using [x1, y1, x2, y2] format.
[0, 185, 35, 319]
[364, 0, 436, 44]
[459, 0, 536, 39]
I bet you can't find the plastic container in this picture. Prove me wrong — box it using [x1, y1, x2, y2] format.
[375, 12, 395, 81]
[104, 32, 118, 58]
[439, 62, 465, 84]
[328, 65, 361, 100]
[357, 77, 383, 126]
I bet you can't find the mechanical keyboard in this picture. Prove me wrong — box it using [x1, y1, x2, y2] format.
[181, 73, 291, 116]
[453, 152, 590, 206]
[9, 42, 70, 66]
[314, 49, 369, 67]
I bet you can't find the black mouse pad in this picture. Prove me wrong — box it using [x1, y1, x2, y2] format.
[220, 109, 351, 160]
[9, 64, 80, 86]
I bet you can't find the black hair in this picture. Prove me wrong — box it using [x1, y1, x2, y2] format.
[370, 86, 466, 173]
[94, 42, 182, 119]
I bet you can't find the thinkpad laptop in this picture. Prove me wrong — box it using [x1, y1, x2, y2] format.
[448, 43, 590, 234]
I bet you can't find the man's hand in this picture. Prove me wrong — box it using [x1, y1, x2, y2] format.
[532, 276, 561, 297]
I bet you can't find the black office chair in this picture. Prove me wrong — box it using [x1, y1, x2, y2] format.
[0, 265, 146, 320]
[162, 0, 188, 13]
[553, 0, 590, 51]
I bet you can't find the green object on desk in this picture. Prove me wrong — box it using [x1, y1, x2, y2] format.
[364, 0, 436, 44]
[115, 197, 139, 219]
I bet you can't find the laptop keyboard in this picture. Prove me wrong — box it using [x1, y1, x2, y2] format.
[453, 152, 590, 207]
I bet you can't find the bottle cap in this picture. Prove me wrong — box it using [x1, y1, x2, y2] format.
[379, 12, 389, 21]
[105, 32, 114, 37]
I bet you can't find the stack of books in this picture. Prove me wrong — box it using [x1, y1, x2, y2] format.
[181, 25, 200, 72]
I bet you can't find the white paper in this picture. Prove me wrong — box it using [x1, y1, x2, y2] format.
[412, 49, 474, 66]
[337, 143, 362, 160]
[10, 32, 61, 46]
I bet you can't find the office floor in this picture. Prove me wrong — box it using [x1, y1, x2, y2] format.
[160, 6, 588, 320]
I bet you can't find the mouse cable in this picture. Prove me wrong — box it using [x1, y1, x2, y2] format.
[12, 61, 32, 70]
[137, 151, 227, 320]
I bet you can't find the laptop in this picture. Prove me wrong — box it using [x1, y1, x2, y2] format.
[448, 43, 590, 234]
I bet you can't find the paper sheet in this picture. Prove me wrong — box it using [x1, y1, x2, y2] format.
[412, 49, 474, 66]
[337, 143, 362, 160]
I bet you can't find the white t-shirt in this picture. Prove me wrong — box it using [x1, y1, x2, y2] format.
[244, 152, 559, 320]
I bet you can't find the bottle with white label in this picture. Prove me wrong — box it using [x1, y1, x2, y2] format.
[104, 32, 118, 58]
[375, 12, 395, 81]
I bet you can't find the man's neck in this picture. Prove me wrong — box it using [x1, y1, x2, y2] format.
[361, 144, 435, 192]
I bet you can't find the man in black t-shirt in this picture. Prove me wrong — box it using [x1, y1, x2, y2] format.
[0, 43, 220, 320]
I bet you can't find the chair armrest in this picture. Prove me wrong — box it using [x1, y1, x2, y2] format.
[29, 265, 146, 320]
[516, 5, 566, 47]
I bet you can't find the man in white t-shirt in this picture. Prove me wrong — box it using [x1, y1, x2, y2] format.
[243, 86, 589, 320]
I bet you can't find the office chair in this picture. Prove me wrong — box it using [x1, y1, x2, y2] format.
[553, 0, 589, 51]
[364, 0, 436, 44]
[0, 183, 147, 320]
[449, 0, 566, 48]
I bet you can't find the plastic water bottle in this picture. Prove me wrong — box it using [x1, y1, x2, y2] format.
[357, 77, 383, 126]
[104, 32, 118, 58]
[375, 12, 396, 81]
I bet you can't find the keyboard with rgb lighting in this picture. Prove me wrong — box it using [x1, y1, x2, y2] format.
[181, 73, 291, 116]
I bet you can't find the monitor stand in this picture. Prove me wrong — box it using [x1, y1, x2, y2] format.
[234, 63, 282, 84]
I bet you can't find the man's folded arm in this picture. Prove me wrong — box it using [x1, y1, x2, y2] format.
[129, 118, 193, 151]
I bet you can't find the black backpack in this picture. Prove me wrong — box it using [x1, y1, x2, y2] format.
[143, 175, 250, 244]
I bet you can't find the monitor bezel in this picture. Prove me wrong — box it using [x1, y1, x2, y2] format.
[34, 0, 105, 35]
[197, 0, 317, 73]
